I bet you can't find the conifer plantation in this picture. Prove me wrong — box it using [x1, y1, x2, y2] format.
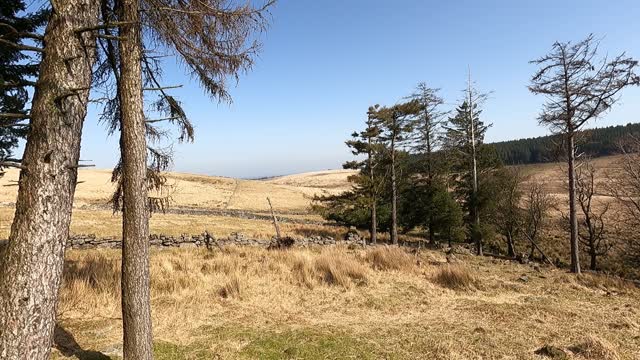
[1, 3, 640, 359]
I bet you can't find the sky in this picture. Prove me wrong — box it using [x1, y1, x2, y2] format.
[76, 0, 640, 178]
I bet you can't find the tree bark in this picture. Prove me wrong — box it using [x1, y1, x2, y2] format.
[119, 1, 154, 358]
[506, 232, 516, 258]
[368, 138, 377, 245]
[390, 133, 398, 245]
[267, 197, 281, 239]
[567, 134, 581, 273]
[0, 1, 99, 358]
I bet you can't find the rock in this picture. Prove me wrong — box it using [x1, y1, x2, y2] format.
[179, 242, 197, 249]
[534, 345, 568, 359]
[517, 253, 529, 264]
[102, 344, 123, 358]
[518, 275, 529, 283]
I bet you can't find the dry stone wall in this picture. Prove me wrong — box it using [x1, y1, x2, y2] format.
[66, 232, 362, 250]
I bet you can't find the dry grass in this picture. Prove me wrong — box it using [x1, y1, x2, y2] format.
[570, 335, 621, 360]
[573, 273, 636, 293]
[218, 273, 242, 299]
[313, 248, 368, 287]
[364, 246, 415, 271]
[53, 246, 640, 359]
[431, 264, 480, 291]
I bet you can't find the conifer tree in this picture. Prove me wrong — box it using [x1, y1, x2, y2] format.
[0, 0, 100, 357]
[91, 1, 274, 357]
[406, 83, 447, 241]
[442, 93, 496, 255]
[343, 106, 383, 244]
[377, 101, 420, 245]
[529, 34, 639, 273]
[0, 0, 47, 168]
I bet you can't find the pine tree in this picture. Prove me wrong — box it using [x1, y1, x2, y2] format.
[529, 34, 639, 273]
[406, 83, 447, 242]
[442, 96, 497, 255]
[90, 1, 274, 356]
[377, 101, 420, 245]
[0, 0, 47, 167]
[343, 106, 383, 244]
[0, 0, 100, 357]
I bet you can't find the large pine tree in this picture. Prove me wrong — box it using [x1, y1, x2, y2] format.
[0, 0, 47, 165]
[442, 100, 498, 254]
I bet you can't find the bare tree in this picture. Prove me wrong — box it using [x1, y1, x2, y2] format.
[608, 136, 640, 266]
[0, 2, 100, 358]
[523, 181, 554, 264]
[574, 161, 612, 270]
[608, 135, 640, 227]
[529, 34, 639, 273]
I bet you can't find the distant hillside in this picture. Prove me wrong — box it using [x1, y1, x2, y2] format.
[491, 122, 640, 165]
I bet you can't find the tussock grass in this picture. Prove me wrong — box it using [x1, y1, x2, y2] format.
[570, 335, 620, 360]
[54, 246, 640, 359]
[364, 246, 415, 271]
[218, 273, 242, 299]
[431, 264, 479, 291]
[573, 273, 635, 292]
[314, 249, 368, 287]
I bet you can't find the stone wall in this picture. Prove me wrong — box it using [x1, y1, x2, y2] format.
[66, 232, 362, 250]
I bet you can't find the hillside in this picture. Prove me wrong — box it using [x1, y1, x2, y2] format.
[0, 156, 624, 241]
[492, 122, 640, 165]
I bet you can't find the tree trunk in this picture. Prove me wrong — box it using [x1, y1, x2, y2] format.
[368, 139, 377, 245]
[506, 232, 516, 258]
[390, 135, 398, 245]
[567, 134, 581, 273]
[589, 245, 597, 271]
[0, 1, 99, 358]
[370, 201, 377, 245]
[119, 1, 154, 358]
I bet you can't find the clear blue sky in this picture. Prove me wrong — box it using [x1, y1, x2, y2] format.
[78, 0, 640, 178]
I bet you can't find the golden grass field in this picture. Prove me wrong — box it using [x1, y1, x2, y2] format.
[51, 246, 640, 359]
[0, 155, 623, 241]
[0, 168, 355, 240]
[2, 156, 639, 359]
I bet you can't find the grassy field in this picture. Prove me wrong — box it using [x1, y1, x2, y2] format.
[52, 246, 640, 359]
[0, 168, 354, 239]
[0, 156, 623, 240]
[2, 156, 639, 358]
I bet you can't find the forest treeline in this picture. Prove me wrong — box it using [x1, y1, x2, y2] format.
[492, 122, 640, 165]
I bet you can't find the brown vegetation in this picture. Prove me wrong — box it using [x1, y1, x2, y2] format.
[52, 246, 640, 359]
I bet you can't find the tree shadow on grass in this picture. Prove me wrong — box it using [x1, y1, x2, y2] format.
[54, 324, 111, 360]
